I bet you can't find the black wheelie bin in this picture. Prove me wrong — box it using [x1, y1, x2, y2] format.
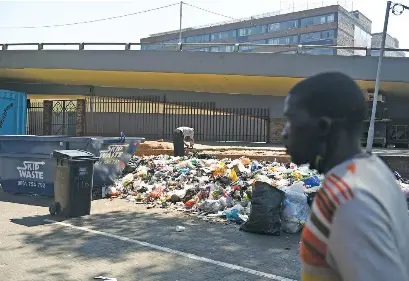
[49, 150, 98, 218]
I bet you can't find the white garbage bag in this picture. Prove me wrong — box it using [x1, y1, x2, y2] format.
[282, 182, 310, 233]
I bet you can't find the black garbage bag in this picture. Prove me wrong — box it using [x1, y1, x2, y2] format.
[240, 181, 285, 236]
[306, 191, 318, 207]
[192, 152, 216, 160]
[122, 156, 141, 174]
[395, 171, 409, 184]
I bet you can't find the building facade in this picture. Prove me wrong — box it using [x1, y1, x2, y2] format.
[141, 5, 372, 56]
[371, 32, 406, 57]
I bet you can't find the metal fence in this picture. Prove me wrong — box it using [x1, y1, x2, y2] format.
[51, 100, 77, 135]
[389, 125, 409, 144]
[85, 96, 270, 142]
[26, 102, 43, 135]
[26, 100, 77, 136]
[2, 42, 408, 57]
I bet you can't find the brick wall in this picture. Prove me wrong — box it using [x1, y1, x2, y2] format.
[336, 29, 354, 56]
[42, 100, 53, 135]
[338, 13, 355, 36]
[76, 99, 86, 136]
[269, 118, 286, 144]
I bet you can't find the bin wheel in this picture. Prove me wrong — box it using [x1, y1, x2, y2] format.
[49, 202, 62, 216]
[55, 202, 61, 215]
[49, 204, 57, 216]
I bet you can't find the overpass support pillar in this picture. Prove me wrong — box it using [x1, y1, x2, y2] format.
[76, 99, 86, 136]
[42, 100, 53, 135]
[268, 118, 286, 144]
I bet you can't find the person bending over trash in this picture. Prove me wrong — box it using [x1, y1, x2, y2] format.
[172, 126, 194, 157]
[282, 72, 409, 281]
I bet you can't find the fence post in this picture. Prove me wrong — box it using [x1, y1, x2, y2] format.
[162, 95, 167, 140]
[366, 47, 372, 56]
[268, 117, 286, 144]
[42, 100, 53, 135]
[76, 99, 86, 136]
[266, 109, 272, 144]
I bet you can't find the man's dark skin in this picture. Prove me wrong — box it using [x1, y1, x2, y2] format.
[282, 93, 362, 174]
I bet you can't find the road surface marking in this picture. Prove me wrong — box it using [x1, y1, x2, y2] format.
[44, 219, 297, 281]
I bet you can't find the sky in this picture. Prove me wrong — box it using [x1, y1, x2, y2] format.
[0, 0, 408, 50]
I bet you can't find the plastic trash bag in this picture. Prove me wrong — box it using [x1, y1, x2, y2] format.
[198, 198, 226, 213]
[223, 204, 245, 223]
[304, 175, 321, 187]
[240, 181, 285, 236]
[121, 173, 134, 187]
[282, 183, 310, 233]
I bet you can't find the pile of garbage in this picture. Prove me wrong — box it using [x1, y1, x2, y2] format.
[105, 154, 323, 234]
[395, 171, 409, 208]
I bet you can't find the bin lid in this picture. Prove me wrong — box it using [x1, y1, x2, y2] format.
[53, 150, 95, 160]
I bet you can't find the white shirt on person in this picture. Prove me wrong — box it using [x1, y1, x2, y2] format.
[177, 127, 194, 145]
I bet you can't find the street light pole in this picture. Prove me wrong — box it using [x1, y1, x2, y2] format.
[365, 1, 392, 153]
[179, 1, 183, 44]
[366, 1, 409, 152]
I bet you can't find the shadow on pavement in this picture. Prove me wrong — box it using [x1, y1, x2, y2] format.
[10, 214, 64, 227]
[0, 191, 52, 207]
[5, 193, 301, 280]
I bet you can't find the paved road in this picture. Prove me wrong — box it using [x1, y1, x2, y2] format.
[0, 192, 301, 281]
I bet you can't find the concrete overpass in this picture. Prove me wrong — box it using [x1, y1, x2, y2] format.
[1, 43, 409, 98]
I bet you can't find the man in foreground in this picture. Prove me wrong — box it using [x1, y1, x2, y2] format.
[282, 72, 409, 281]
[172, 126, 195, 157]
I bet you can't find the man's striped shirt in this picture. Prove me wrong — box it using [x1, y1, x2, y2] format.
[301, 154, 409, 281]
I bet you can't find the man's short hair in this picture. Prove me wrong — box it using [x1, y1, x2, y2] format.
[289, 72, 367, 128]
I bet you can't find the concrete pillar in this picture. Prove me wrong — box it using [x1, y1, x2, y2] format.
[42, 100, 53, 135]
[269, 118, 286, 144]
[76, 99, 86, 136]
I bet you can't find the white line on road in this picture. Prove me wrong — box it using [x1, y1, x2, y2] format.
[44, 219, 297, 281]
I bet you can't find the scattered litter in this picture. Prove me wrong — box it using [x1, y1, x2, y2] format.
[104, 153, 409, 234]
[395, 171, 409, 208]
[94, 276, 118, 281]
[175, 225, 186, 232]
[103, 154, 324, 234]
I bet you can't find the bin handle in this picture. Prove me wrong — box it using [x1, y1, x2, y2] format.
[69, 157, 100, 162]
[119, 132, 126, 143]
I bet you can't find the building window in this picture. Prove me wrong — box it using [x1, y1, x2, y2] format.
[353, 25, 371, 56]
[300, 14, 335, 27]
[163, 39, 179, 43]
[191, 47, 210, 52]
[268, 23, 280, 32]
[267, 35, 298, 45]
[210, 30, 237, 41]
[225, 45, 235, 52]
[268, 20, 298, 32]
[327, 14, 335, 22]
[238, 28, 246, 36]
[304, 48, 334, 55]
[241, 39, 266, 51]
[194, 34, 210, 43]
[321, 30, 334, 39]
[185, 36, 195, 43]
[209, 45, 235, 52]
[300, 30, 335, 43]
[237, 25, 267, 37]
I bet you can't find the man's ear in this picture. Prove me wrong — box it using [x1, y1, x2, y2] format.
[317, 117, 332, 136]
